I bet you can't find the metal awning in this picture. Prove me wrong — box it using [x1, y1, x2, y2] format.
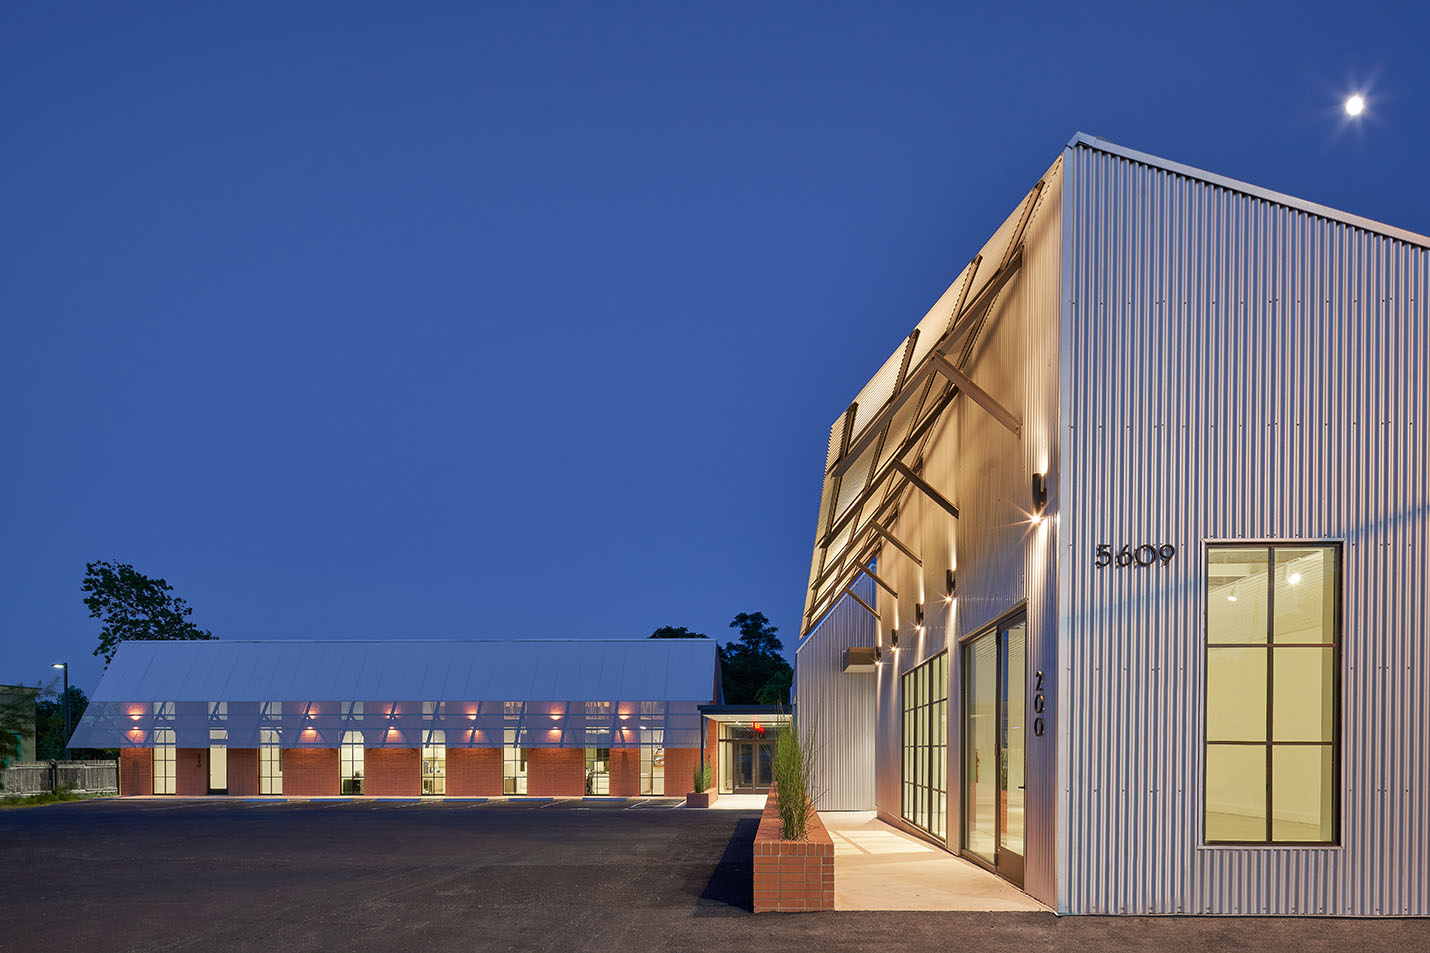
[801, 173, 1051, 636]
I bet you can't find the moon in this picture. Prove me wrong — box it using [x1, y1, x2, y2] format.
[1345, 94, 1366, 117]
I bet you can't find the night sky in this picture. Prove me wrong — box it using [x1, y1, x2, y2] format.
[4, 2, 1426, 693]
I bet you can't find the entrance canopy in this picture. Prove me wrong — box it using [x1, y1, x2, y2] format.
[802, 178, 1048, 636]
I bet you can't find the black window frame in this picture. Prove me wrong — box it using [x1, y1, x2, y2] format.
[1203, 541, 1342, 847]
[900, 651, 948, 840]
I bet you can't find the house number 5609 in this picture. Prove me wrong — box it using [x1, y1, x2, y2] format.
[1094, 543, 1176, 569]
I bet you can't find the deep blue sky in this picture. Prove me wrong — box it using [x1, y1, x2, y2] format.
[4, 2, 1426, 693]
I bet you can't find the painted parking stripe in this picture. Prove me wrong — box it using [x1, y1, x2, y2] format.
[507, 797, 553, 803]
[581, 797, 626, 803]
[442, 798, 488, 803]
[625, 798, 652, 809]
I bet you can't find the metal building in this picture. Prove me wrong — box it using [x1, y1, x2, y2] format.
[796, 133, 1429, 916]
[71, 638, 790, 799]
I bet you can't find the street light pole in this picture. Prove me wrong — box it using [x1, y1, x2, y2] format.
[51, 662, 69, 761]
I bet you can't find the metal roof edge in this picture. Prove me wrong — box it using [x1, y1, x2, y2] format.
[1066, 131, 1430, 250]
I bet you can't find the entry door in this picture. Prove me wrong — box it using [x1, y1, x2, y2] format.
[963, 613, 1026, 886]
[733, 740, 774, 793]
[209, 728, 228, 795]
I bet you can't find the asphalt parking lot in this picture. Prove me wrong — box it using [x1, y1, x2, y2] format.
[1, 798, 1426, 953]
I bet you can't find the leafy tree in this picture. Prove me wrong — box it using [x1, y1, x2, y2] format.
[0, 686, 36, 767]
[36, 684, 91, 760]
[648, 626, 708, 639]
[718, 611, 793, 705]
[83, 561, 214, 664]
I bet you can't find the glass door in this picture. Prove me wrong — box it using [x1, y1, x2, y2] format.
[208, 728, 228, 795]
[962, 612, 1026, 886]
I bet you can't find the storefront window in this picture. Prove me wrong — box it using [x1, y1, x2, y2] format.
[585, 747, 610, 794]
[902, 653, 947, 840]
[1206, 544, 1339, 844]
[422, 729, 446, 795]
[340, 730, 364, 795]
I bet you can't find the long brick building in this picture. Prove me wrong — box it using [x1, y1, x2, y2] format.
[70, 638, 782, 799]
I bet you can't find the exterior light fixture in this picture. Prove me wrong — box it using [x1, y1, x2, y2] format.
[945, 569, 956, 602]
[1032, 472, 1048, 513]
[890, 628, 899, 648]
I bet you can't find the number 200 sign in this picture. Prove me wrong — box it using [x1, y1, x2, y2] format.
[1094, 543, 1176, 569]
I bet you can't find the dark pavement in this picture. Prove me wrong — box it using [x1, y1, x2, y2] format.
[0, 798, 1424, 953]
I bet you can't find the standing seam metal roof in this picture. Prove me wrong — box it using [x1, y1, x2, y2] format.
[88, 639, 719, 702]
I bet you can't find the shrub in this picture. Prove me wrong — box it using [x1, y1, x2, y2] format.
[773, 716, 816, 840]
[692, 761, 714, 794]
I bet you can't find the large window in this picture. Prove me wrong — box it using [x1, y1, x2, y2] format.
[585, 747, 610, 794]
[153, 727, 176, 795]
[902, 652, 947, 840]
[1206, 544, 1339, 844]
[640, 730, 664, 796]
[503, 728, 527, 795]
[422, 730, 446, 795]
[259, 728, 282, 795]
[340, 730, 364, 795]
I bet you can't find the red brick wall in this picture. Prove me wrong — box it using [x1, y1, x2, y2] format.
[447, 748, 502, 796]
[176, 748, 208, 795]
[664, 747, 700, 798]
[610, 749, 641, 796]
[365, 748, 420, 796]
[227, 748, 258, 796]
[753, 785, 835, 913]
[281, 748, 340, 796]
[119, 749, 152, 796]
[526, 748, 585, 796]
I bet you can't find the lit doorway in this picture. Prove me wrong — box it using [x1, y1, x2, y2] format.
[962, 611, 1026, 887]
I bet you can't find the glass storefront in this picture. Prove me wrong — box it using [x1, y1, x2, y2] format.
[963, 611, 1026, 886]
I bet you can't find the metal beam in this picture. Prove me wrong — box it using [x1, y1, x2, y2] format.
[868, 521, 922, 566]
[927, 352, 1022, 436]
[851, 561, 897, 598]
[842, 586, 880, 621]
[891, 460, 959, 520]
[828, 250, 1026, 483]
[818, 386, 957, 550]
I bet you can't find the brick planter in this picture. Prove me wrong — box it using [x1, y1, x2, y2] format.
[685, 791, 717, 808]
[753, 784, 834, 913]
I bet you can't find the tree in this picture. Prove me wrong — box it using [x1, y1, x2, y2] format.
[35, 685, 90, 760]
[0, 686, 36, 767]
[718, 611, 794, 705]
[648, 626, 708, 639]
[83, 561, 214, 664]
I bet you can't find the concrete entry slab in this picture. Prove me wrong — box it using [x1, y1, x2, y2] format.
[822, 811, 1047, 912]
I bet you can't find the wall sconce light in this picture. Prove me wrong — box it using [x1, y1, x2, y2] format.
[945, 569, 956, 601]
[914, 602, 925, 631]
[1032, 472, 1048, 513]
[889, 628, 899, 647]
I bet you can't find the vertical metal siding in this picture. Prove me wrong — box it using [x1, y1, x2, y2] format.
[1061, 143, 1430, 915]
[873, 159, 1064, 907]
[796, 573, 878, 811]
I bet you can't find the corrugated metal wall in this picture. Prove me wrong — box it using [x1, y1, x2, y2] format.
[873, 158, 1064, 908]
[796, 573, 877, 811]
[1059, 140, 1430, 915]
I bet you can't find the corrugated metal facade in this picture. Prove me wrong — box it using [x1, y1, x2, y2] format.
[854, 158, 1063, 907]
[796, 574, 877, 811]
[1058, 138, 1430, 915]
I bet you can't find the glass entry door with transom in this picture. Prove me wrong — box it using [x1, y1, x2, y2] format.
[963, 612, 1026, 886]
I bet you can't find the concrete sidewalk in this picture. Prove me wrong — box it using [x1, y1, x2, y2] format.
[822, 811, 1047, 912]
